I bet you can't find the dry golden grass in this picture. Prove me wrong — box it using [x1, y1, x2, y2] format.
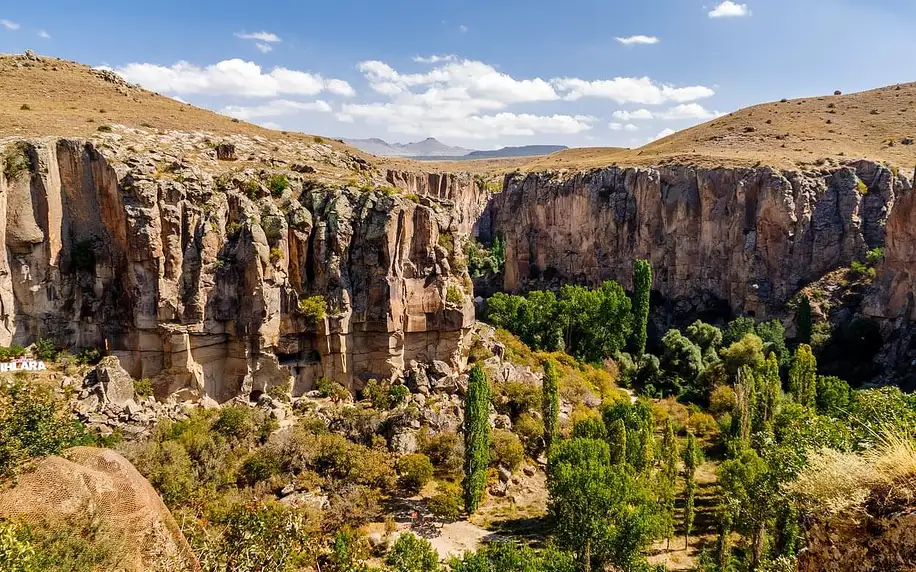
[790, 429, 916, 517]
[527, 84, 916, 171]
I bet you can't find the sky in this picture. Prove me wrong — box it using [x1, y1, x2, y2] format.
[1, 0, 915, 150]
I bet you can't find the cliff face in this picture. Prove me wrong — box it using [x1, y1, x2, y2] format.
[0, 138, 474, 402]
[481, 161, 911, 318]
[385, 170, 488, 235]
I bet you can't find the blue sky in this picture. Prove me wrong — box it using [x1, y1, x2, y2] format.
[1, 0, 915, 149]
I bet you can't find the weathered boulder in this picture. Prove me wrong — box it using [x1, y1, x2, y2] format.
[95, 356, 136, 406]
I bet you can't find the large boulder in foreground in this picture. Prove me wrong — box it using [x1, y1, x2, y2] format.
[0, 447, 199, 571]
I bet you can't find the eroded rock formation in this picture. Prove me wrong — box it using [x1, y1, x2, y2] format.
[0, 138, 475, 401]
[481, 161, 912, 319]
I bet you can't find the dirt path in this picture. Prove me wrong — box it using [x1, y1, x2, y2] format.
[426, 520, 499, 559]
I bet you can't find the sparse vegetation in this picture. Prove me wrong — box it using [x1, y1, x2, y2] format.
[269, 247, 284, 264]
[445, 285, 464, 306]
[268, 174, 290, 196]
[298, 295, 328, 321]
[96, 124, 112, 133]
[2, 143, 31, 182]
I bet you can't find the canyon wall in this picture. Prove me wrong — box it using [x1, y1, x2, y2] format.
[480, 161, 912, 319]
[0, 139, 475, 402]
[385, 169, 488, 234]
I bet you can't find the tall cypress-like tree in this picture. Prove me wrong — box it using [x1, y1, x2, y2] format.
[608, 418, 628, 466]
[463, 364, 491, 514]
[542, 359, 560, 451]
[683, 432, 701, 549]
[796, 295, 813, 345]
[788, 344, 817, 408]
[756, 353, 781, 429]
[632, 259, 652, 357]
[660, 418, 679, 549]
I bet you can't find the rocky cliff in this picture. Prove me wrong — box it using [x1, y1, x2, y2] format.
[480, 161, 912, 320]
[0, 135, 475, 402]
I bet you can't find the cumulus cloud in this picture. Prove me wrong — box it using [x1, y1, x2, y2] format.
[235, 31, 282, 42]
[221, 99, 332, 120]
[613, 109, 654, 121]
[553, 76, 714, 104]
[0, 19, 19, 30]
[609, 123, 639, 132]
[114, 59, 355, 98]
[615, 35, 660, 45]
[649, 128, 677, 142]
[657, 103, 722, 120]
[413, 54, 457, 64]
[709, 1, 750, 18]
[37, 30, 51, 39]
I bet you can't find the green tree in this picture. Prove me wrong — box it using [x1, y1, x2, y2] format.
[721, 334, 766, 375]
[788, 345, 817, 408]
[683, 433, 702, 549]
[686, 320, 723, 365]
[756, 319, 788, 366]
[660, 330, 705, 390]
[386, 533, 441, 572]
[464, 364, 492, 514]
[756, 353, 781, 430]
[542, 359, 560, 451]
[607, 418, 627, 465]
[0, 520, 37, 572]
[632, 259, 652, 358]
[815, 376, 852, 416]
[796, 295, 812, 345]
[724, 316, 756, 347]
[547, 438, 660, 572]
[660, 419, 680, 549]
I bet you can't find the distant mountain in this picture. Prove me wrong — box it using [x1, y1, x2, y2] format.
[343, 137, 472, 158]
[344, 137, 568, 161]
[464, 145, 568, 159]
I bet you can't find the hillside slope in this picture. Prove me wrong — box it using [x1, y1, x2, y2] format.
[527, 83, 916, 170]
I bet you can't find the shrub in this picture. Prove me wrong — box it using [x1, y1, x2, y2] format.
[238, 449, 281, 486]
[386, 532, 441, 572]
[405, 193, 420, 203]
[32, 338, 57, 361]
[3, 513, 129, 572]
[213, 406, 257, 441]
[267, 174, 290, 196]
[428, 482, 462, 521]
[489, 429, 524, 471]
[419, 429, 463, 476]
[134, 378, 153, 398]
[134, 440, 195, 506]
[75, 347, 102, 365]
[709, 385, 737, 418]
[2, 144, 31, 182]
[243, 178, 261, 199]
[849, 260, 869, 278]
[389, 384, 410, 408]
[866, 247, 885, 266]
[96, 125, 113, 133]
[397, 453, 434, 492]
[513, 412, 545, 453]
[299, 295, 328, 321]
[362, 379, 408, 410]
[856, 178, 868, 194]
[687, 411, 719, 437]
[445, 285, 464, 306]
[226, 221, 244, 238]
[269, 247, 284, 264]
[315, 378, 351, 402]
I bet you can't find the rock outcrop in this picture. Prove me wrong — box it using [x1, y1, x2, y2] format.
[0, 136, 475, 402]
[798, 512, 916, 572]
[386, 170, 489, 234]
[480, 161, 911, 319]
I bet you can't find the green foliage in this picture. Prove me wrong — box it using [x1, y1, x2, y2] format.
[721, 334, 765, 375]
[299, 295, 328, 321]
[464, 364, 492, 514]
[572, 417, 608, 440]
[238, 449, 281, 486]
[449, 541, 576, 572]
[723, 316, 756, 347]
[607, 418, 627, 465]
[602, 401, 655, 471]
[397, 453, 434, 492]
[788, 345, 817, 408]
[0, 345, 26, 361]
[362, 379, 408, 410]
[849, 260, 869, 278]
[465, 237, 505, 278]
[269, 247, 284, 264]
[267, 174, 290, 196]
[659, 329, 704, 392]
[547, 438, 661, 571]
[446, 285, 464, 306]
[387, 533, 441, 572]
[428, 482, 462, 521]
[659, 419, 679, 547]
[32, 338, 57, 361]
[75, 347, 102, 366]
[226, 221, 244, 238]
[796, 295, 813, 344]
[0, 520, 37, 572]
[855, 178, 868, 194]
[0, 379, 88, 478]
[486, 281, 633, 363]
[686, 320, 723, 365]
[1, 513, 128, 572]
[419, 429, 463, 477]
[756, 320, 789, 365]
[243, 178, 262, 199]
[815, 376, 852, 416]
[632, 259, 652, 357]
[2, 143, 31, 182]
[542, 359, 560, 450]
[315, 378, 351, 401]
[490, 429, 524, 471]
[134, 377, 153, 398]
[866, 247, 885, 266]
[683, 433, 702, 547]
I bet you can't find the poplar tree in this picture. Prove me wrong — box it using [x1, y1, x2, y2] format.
[683, 432, 702, 549]
[542, 359, 560, 451]
[463, 364, 491, 514]
[660, 418, 679, 549]
[608, 418, 627, 466]
[788, 344, 817, 408]
[632, 259, 652, 357]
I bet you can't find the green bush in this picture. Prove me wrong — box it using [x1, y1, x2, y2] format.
[243, 179, 261, 199]
[134, 440, 195, 507]
[445, 285, 464, 306]
[2, 144, 31, 182]
[238, 449, 281, 486]
[513, 412, 545, 453]
[849, 260, 869, 278]
[269, 247, 284, 264]
[0, 345, 26, 361]
[268, 174, 290, 196]
[397, 453, 434, 492]
[226, 221, 244, 238]
[490, 429, 524, 471]
[134, 378, 153, 398]
[362, 379, 409, 410]
[0, 380, 87, 478]
[1, 513, 129, 572]
[32, 338, 57, 362]
[316, 378, 351, 401]
[419, 429, 463, 476]
[299, 295, 328, 321]
[213, 406, 257, 441]
[866, 247, 885, 266]
[96, 125, 112, 133]
[428, 482, 462, 521]
[386, 532, 441, 572]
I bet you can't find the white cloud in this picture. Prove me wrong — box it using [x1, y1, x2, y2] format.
[459, 25, 468, 33]
[613, 109, 654, 121]
[657, 103, 722, 120]
[114, 59, 355, 98]
[0, 19, 19, 30]
[221, 99, 332, 120]
[336, 113, 355, 123]
[255, 43, 273, 53]
[615, 35, 660, 45]
[609, 123, 639, 132]
[709, 1, 750, 18]
[37, 30, 51, 39]
[235, 31, 282, 43]
[649, 128, 677, 142]
[413, 54, 457, 64]
[553, 76, 714, 104]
